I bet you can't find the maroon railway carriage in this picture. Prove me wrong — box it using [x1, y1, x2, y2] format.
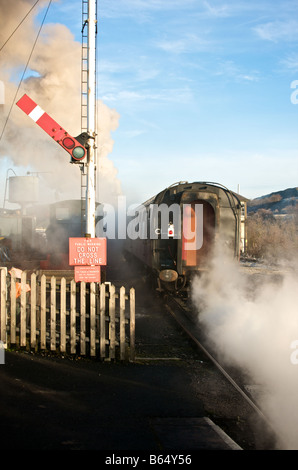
[124, 181, 247, 293]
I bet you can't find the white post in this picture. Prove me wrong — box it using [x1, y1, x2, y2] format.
[86, 0, 97, 237]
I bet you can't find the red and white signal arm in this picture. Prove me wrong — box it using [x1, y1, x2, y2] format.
[16, 94, 86, 162]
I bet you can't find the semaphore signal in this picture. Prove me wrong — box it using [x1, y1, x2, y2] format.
[16, 93, 87, 163]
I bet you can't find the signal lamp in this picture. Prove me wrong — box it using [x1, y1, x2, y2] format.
[62, 137, 75, 149]
[62, 136, 86, 162]
[72, 146, 86, 160]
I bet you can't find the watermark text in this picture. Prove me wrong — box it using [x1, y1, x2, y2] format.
[95, 197, 204, 250]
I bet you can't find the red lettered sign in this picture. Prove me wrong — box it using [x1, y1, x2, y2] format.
[69, 237, 107, 266]
[74, 266, 101, 283]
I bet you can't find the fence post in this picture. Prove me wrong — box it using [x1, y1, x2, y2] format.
[40, 275, 47, 349]
[0, 269, 6, 344]
[90, 282, 96, 357]
[130, 288, 135, 361]
[70, 279, 76, 354]
[20, 271, 27, 347]
[100, 283, 106, 359]
[0, 340, 5, 364]
[80, 281, 86, 356]
[60, 277, 66, 353]
[10, 272, 16, 345]
[30, 273, 37, 349]
[119, 286, 126, 360]
[109, 284, 116, 360]
[50, 276, 56, 351]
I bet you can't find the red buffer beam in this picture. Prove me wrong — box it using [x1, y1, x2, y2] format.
[16, 94, 86, 162]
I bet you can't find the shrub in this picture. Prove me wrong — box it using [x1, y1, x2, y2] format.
[246, 210, 298, 261]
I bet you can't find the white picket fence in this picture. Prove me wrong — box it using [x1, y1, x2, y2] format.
[0, 268, 135, 361]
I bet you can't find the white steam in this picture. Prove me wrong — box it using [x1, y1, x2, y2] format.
[0, 0, 121, 206]
[192, 248, 298, 449]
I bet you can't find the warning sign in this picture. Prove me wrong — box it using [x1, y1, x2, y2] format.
[69, 237, 107, 266]
[74, 266, 101, 283]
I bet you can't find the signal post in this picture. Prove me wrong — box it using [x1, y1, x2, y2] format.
[16, 0, 102, 281]
[85, 0, 97, 238]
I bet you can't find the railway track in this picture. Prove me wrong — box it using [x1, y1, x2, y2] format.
[108, 257, 283, 449]
[161, 292, 280, 449]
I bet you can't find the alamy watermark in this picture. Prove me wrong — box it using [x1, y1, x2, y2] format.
[95, 197, 204, 250]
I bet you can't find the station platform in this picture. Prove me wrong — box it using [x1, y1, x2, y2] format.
[0, 350, 241, 452]
[0, 248, 245, 453]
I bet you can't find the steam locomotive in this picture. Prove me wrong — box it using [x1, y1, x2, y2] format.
[124, 181, 247, 293]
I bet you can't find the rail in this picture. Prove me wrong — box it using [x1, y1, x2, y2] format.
[164, 293, 277, 437]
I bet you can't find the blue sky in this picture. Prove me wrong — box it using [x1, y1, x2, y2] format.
[2, 0, 298, 205]
[92, 0, 298, 201]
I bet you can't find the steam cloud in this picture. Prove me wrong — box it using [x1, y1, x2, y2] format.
[0, 0, 121, 206]
[191, 248, 298, 449]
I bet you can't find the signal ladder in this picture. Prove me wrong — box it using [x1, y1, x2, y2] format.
[80, 0, 98, 235]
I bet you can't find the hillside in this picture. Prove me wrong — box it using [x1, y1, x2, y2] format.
[245, 187, 298, 260]
[247, 187, 298, 217]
